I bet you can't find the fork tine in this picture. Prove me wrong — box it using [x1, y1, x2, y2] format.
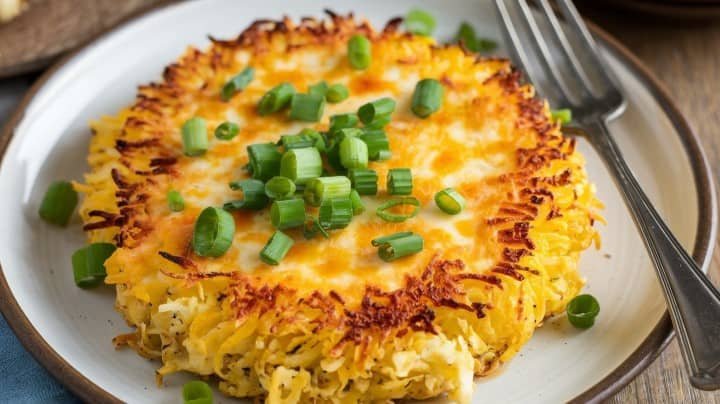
[536, 0, 595, 98]
[492, 0, 532, 77]
[554, 0, 620, 92]
[513, 0, 578, 105]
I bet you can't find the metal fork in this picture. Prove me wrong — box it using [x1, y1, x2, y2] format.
[494, 0, 720, 390]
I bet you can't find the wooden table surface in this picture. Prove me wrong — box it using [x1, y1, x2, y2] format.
[577, 5, 720, 403]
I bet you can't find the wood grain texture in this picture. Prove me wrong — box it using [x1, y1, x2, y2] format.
[0, 0, 165, 78]
[578, 4, 720, 403]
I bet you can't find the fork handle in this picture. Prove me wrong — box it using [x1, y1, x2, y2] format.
[583, 118, 720, 390]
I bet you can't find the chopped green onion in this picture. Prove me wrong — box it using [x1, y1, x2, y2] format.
[359, 129, 391, 161]
[434, 188, 465, 215]
[319, 197, 353, 230]
[348, 35, 372, 70]
[225, 179, 270, 210]
[373, 232, 423, 262]
[281, 128, 326, 151]
[363, 114, 392, 129]
[348, 168, 378, 195]
[387, 168, 413, 195]
[349, 189, 364, 215]
[167, 190, 185, 212]
[326, 83, 350, 103]
[247, 143, 282, 181]
[183, 381, 213, 404]
[308, 81, 329, 98]
[405, 8, 436, 36]
[339, 136, 369, 170]
[371, 231, 414, 246]
[220, 67, 254, 101]
[260, 230, 294, 265]
[567, 294, 600, 329]
[264, 176, 296, 200]
[376, 197, 421, 222]
[289, 93, 326, 122]
[476, 38, 498, 53]
[192, 207, 235, 257]
[72, 243, 116, 288]
[258, 82, 296, 115]
[270, 198, 306, 229]
[454, 22, 497, 53]
[38, 181, 78, 226]
[358, 97, 396, 126]
[304, 176, 351, 206]
[455, 22, 479, 52]
[214, 121, 239, 140]
[280, 133, 314, 150]
[303, 215, 330, 240]
[280, 147, 322, 184]
[411, 79, 444, 118]
[551, 108, 572, 125]
[329, 113, 359, 132]
[181, 117, 208, 156]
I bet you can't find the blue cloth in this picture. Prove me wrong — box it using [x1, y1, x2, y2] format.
[0, 75, 80, 403]
[0, 315, 79, 403]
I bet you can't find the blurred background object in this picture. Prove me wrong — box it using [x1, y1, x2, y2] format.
[580, 0, 720, 19]
[0, 0, 26, 23]
[0, 0, 166, 78]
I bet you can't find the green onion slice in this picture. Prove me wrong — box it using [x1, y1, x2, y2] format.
[258, 82, 296, 115]
[183, 380, 213, 404]
[567, 294, 600, 329]
[348, 168, 378, 195]
[319, 197, 353, 229]
[220, 67, 254, 101]
[192, 207, 235, 257]
[434, 188, 465, 215]
[358, 97, 396, 126]
[405, 8, 436, 36]
[326, 84, 349, 103]
[364, 114, 392, 129]
[454, 22, 497, 53]
[304, 176, 351, 206]
[348, 35, 372, 70]
[551, 108, 572, 125]
[247, 142, 282, 181]
[303, 215, 330, 240]
[387, 168, 413, 195]
[281, 128, 326, 151]
[264, 176, 296, 200]
[181, 117, 208, 156]
[225, 179, 269, 210]
[270, 198, 306, 229]
[72, 243, 116, 288]
[308, 81, 329, 98]
[214, 121, 239, 140]
[167, 190, 185, 212]
[376, 196, 421, 222]
[359, 129, 391, 161]
[260, 230, 294, 265]
[280, 147, 322, 185]
[339, 136, 369, 170]
[349, 189, 364, 215]
[38, 180, 78, 226]
[289, 93, 326, 122]
[411, 78, 444, 118]
[373, 232, 424, 262]
[329, 113, 359, 132]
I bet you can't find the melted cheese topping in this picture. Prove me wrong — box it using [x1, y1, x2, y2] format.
[78, 15, 602, 404]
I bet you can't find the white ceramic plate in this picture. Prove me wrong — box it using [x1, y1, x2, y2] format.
[0, 1, 715, 403]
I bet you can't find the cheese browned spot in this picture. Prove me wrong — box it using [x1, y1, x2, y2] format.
[79, 12, 602, 404]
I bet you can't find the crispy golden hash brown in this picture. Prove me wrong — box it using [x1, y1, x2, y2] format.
[76, 11, 602, 403]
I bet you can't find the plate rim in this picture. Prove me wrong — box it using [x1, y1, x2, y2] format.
[0, 3, 715, 403]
